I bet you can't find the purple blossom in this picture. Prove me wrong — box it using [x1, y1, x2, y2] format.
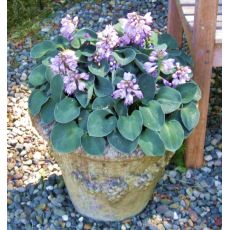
[112, 72, 143, 105]
[120, 12, 153, 46]
[93, 25, 119, 65]
[60, 14, 79, 40]
[63, 72, 89, 95]
[50, 50, 78, 76]
[161, 58, 175, 74]
[144, 47, 169, 77]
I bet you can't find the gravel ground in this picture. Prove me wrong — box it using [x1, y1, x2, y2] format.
[7, 0, 222, 229]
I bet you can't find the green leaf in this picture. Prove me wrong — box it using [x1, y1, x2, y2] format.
[158, 33, 178, 49]
[123, 63, 139, 74]
[31, 40, 57, 59]
[29, 64, 47, 87]
[138, 129, 165, 156]
[71, 37, 81, 49]
[193, 84, 202, 101]
[40, 98, 56, 124]
[28, 90, 49, 116]
[81, 135, 106, 155]
[87, 110, 117, 137]
[88, 59, 110, 77]
[78, 110, 89, 131]
[134, 53, 149, 73]
[53, 35, 69, 49]
[79, 44, 96, 57]
[92, 96, 114, 110]
[50, 75, 64, 102]
[113, 48, 136, 66]
[140, 100, 165, 131]
[45, 66, 54, 82]
[176, 83, 198, 104]
[112, 68, 124, 85]
[113, 22, 124, 35]
[54, 97, 80, 123]
[108, 129, 138, 154]
[180, 102, 200, 131]
[149, 31, 158, 46]
[51, 121, 83, 153]
[114, 100, 128, 116]
[117, 110, 143, 141]
[156, 86, 182, 114]
[94, 76, 113, 97]
[160, 120, 184, 152]
[73, 28, 97, 42]
[75, 85, 93, 108]
[138, 73, 156, 103]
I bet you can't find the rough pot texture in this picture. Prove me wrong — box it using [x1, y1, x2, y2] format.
[31, 116, 173, 221]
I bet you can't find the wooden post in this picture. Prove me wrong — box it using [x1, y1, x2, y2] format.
[185, 0, 218, 168]
[167, 0, 183, 48]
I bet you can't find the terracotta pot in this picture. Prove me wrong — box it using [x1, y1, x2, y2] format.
[31, 116, 173, 221]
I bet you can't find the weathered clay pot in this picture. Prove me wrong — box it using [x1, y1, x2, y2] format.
[32, 116, 173, 221]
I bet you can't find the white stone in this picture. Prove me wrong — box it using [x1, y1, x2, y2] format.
[46, 186, 54, 191]
[62, 215, 69, 221]
[173, 212, 179, 220]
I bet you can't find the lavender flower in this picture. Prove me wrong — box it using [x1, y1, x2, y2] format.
[60, 14, 79, 40]
[50, 50, 78, 76]
[93, 25, 119, 64]
[161, 58, 175, 74]
[171, 62, 192, 87]
[112, 72, 143, 105]
[144, 47, 168, 77]
[63, 72, 89, 95]
[120, 12, 153, 46]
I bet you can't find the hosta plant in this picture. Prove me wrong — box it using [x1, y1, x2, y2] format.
[28, 12, 201, 157]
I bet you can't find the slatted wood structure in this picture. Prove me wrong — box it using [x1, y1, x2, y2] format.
[167, 0, 222, 168]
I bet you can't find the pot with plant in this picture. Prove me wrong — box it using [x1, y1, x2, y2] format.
[29, 12, 201, 221]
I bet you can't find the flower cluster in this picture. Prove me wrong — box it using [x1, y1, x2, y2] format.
[50, 50, 89, 95]
[60, 14, 79, 40]
[92, 25, 120, 70]
[163, 62, 192, 87]
[112, 72, 143, 105]
[120, 12, 153, 46]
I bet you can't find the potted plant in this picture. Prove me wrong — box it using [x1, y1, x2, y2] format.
[28, 12, 201, 221]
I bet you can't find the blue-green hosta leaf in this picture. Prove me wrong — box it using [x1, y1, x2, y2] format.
[180, 102, 200, 131]
[149, 31, 158, 46]
[31, 40, 57, 59]
[113, 48, 136, 66]
[113, 100, 128, 116]
[81, 135, 106, 155]
[138, 129, 165, 156]
[79, 44, 96, 57]
[71, 37, 81, 49]
[40, 98, 56, 124]
[107, 129, 138, 154]
[176, 83, 199, 104]
[78, 110, 89, 131]
[88, 59, 110, 77]
[87, 109, 117, 137]
[123, 63, 139, 74]
[29, 64, 47, 87]
[50, 75, 64, 102]
[94, 76, 113, 97]
[75, 85, 94, 108]
[134, 53, 149, 73]
[54, 97, 80, 123]
[45, 66, 54, 82]
[113, 22, 124, 35]
[92, 96, 114, 110]
[160, 120, 184, 152]
[51, 121, 83, 153]
[156, 86, 182, 114]
[138, 73, 156, 103]
[112, 68, 124, 85]
[140, 100, 165, 131]
[53, 35, 69, 49]
[117, 110, 143, 141]
[193, 84, 202, 101]
[73, 28, 97, 42]
[28, 90, 49, 116]
[158, 33, 178, 50]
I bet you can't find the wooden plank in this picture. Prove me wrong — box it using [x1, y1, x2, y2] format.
[185, 0, 218, 168]
[167, 0, 183, 48]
